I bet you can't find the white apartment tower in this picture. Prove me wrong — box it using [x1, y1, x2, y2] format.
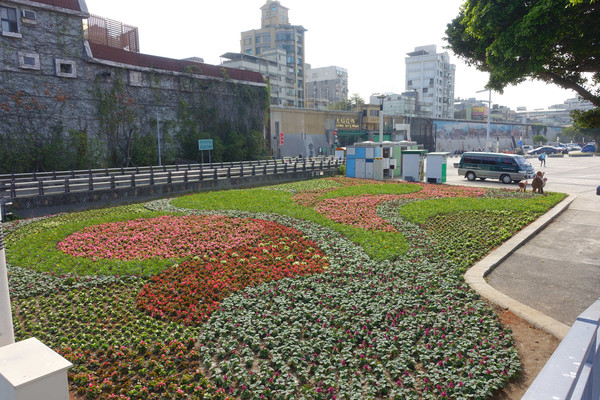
[405, 45, 456, 119]
[240, 0, 306, 107]
[305, 65, 348, 108]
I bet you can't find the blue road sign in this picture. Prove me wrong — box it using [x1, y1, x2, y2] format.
[198, 139, 214, 151]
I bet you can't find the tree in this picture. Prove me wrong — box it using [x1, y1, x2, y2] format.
[445, 0, 600, 126]
[329, 100, 352, 111]
[349, 93, 365, 110]
[533, 134, 548, 145]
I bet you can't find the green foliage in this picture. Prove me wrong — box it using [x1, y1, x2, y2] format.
[93, 74, 140, 167]
[350, 93, 365, 109]
[533, 134, 548, 145]
[571, 109, 600, 138]
[328, 99, 353, 111]
[174, 82, 268, 163]
[129, 131, 159, 167]
[558, 125, 599, 146]
[445, 0, 600, 114]
[396, 193, 565, 224]
[338, 164, 346, 175]
[317, 182, 421, 200]
[12, 283, 223, 399]
[0, 84, 75, 173]
[422, 210, 538, 270]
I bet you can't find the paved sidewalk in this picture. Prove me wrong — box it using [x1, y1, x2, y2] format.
[445, 155, 600, 338]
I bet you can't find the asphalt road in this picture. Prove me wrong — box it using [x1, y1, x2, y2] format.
[444, 154, 600, 326]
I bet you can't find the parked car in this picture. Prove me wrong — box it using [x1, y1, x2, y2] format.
[457, 152, 535, 184]
[527, 146, 561, 155]
[581, 144, 596, 152]
[522, 145, 534, 152]
[567, 143, 582, 151]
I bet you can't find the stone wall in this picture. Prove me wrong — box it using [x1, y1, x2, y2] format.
[0, 2, 268, 172]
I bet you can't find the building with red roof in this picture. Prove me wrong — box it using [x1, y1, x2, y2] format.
[0, 0, 269, 171]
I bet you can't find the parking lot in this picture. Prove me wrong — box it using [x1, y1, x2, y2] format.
[445, 154, 600, 202]
[445, 154, 600, 325]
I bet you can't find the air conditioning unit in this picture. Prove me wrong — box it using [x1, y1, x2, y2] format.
[22, 10, 36, 20]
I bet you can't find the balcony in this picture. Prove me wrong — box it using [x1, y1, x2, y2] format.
[84, 15, 139, 53]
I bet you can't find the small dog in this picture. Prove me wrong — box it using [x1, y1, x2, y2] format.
[517, 181, 527, 192]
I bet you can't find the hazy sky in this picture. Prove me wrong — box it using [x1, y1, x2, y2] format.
[84, 0, 577, 111]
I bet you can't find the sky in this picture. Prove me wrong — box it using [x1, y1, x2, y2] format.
[83, 0, 578, 111]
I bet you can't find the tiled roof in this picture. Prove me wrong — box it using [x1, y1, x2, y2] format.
[88, 43, 266, 85]
[28, 0, 84, 12]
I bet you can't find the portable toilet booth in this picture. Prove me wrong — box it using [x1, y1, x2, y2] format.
[426, 152, 450, 183]
[402, 149, 427, 182]
[346, 146, 356, 178]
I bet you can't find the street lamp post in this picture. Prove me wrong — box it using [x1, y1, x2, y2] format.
[156, 109, 162, 166]
[377, 94, 386, 148]
[477, 89, 492, 151]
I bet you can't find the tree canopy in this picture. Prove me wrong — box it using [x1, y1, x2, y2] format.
[445, 0, 600, 125]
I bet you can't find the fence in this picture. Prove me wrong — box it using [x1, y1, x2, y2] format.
[0, 158, 342, 200]
[523, 298, 600, 400]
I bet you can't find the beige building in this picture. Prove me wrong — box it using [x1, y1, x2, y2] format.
[241, 0, 306, 107]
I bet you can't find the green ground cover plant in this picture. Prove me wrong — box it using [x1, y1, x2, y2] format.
[5, 177, 566, 399]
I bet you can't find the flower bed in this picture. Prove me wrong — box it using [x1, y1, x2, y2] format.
[6, 177, 566, 400]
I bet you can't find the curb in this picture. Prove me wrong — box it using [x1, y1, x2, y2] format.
[464, 194, 576, 340]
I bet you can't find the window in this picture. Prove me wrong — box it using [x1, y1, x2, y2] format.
[482, 156, 497, 166]
[370, 110, 379, 117]
[18, 51, 40, 70]
[463, 155, 481, 164]
[1, 5, 19, 35]
[423, 88, 428, 93]
[55, 59, 77, 78]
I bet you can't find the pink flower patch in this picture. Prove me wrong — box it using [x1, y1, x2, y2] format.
[315, 183, 486, 231]
[57, 215, 277, 260]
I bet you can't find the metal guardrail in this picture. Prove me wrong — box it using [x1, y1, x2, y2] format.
[523, 298, 600, 400]
[0, 158, 343, 199]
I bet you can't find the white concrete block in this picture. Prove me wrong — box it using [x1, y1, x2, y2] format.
[0, 337, 72, 400]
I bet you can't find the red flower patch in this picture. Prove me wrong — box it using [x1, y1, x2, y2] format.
[136, 220, 328, 325]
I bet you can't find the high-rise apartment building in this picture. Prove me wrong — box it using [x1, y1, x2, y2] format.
[241, 0, 306, 107]
[305, 65, 348, 109]
[221, 48, 294, 106]
[405, 45, 455, 119]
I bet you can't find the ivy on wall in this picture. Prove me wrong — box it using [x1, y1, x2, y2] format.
[92, 72, 141, 167]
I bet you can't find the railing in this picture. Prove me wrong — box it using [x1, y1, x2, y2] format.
[523, 298, 600, 400]
[0, 158, 343, 199]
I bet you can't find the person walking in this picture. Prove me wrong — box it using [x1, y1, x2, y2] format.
[539, 151, 547, 167]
